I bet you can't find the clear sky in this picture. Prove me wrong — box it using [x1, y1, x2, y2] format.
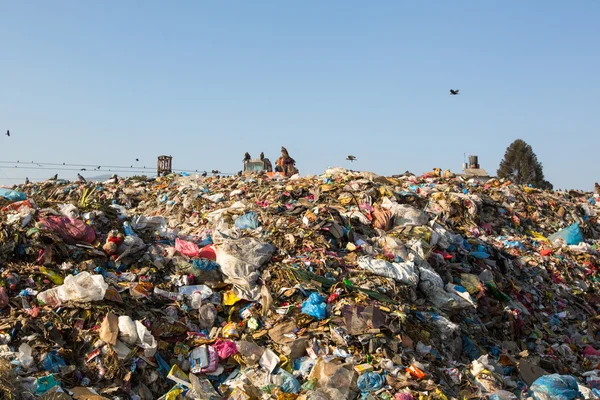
[1, 1, 598, 190]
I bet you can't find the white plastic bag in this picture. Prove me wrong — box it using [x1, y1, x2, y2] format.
[57, 272, 108, 302]
[216, 237, 275, 300]
[357, 256, 418, 287]
[17, 343, 34, 368]
[135, 320, 157, 357]
[118, 316, 138, 345]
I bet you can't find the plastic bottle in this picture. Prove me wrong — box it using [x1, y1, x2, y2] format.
[178, 285, 212, 299]
[40, 267, 64, 285]
[154, 287, 181, 301]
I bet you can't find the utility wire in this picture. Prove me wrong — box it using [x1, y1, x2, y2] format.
[0, 160, 231, 174]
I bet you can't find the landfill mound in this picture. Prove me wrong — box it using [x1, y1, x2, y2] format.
[0, 168, 600, 400]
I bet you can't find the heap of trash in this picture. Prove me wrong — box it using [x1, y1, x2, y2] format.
[0, 168, 600, 400]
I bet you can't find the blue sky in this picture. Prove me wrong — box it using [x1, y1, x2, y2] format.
[1, 1, 598, 190]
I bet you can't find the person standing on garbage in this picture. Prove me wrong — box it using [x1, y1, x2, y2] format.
[275, 146, 298, 177]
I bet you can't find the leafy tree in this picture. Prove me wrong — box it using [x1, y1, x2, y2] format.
[497, 139, 553, 189]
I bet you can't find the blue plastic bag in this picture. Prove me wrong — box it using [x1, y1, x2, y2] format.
[548, 223, 584, 245]
[301, 293, 326, 320]
[234, 212, 259, 230]
[470, 251, 490, 259]
[529, 374, 582, 400]
[192, 258, 219, 271]
[0, 188, 27, 202]
[357, 372, 385, 392]
[462, 335, 480, 360]
[42, 351, 67, 373]
[277, 369, 301, 393]
[35, 374, 61, 394]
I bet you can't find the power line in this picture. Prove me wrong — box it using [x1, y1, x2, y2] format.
[0, 160, 225, 174]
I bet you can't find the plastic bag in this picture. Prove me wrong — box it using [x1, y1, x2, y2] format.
[234, 212, 259, 230]
[198, 303, 217, 330]
[198, 244, 217, 261]
[216, 237, 275, 300]
[58, 203, 79, 218]
[135, 320, 157, 357]
[529, 374, 582, 400]
[214, 339, 238, 360]
[302, 293, 327, 320]
[38, 215, 96, 244]
[192, 258, 219, 271]
[130, 215, 166, 231]
[307, 358, 356, 400]
[41, 351, 67, 373]
[118, 316, 138, 345]
[175, 238, 200, 258]
[489, 390, 518, 400]
[0, 188, 27, 202]
[357, 372, 385, 392]
[35, 374, 60, 395]
[57, 272, 108, 302]
[276, 369, 301, 394]
[357, 256, 418, 287]
[372, 206, 392, 231]
[17, 343, 34, 368]
[549, 223, 584, 246]
[381, 198, 428, 227]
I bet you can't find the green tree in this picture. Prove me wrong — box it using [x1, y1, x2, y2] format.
[497, 139, 553, 189]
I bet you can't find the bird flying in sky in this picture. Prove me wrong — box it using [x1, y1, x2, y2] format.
[450, 89, 460, 95]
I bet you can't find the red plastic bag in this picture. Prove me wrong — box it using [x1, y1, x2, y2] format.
[198, 244, 217, 261]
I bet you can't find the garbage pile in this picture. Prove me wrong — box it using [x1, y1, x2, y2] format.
[1, 168, 600, 400]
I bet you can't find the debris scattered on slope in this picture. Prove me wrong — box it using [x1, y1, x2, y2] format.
[0, 168, 599, 399]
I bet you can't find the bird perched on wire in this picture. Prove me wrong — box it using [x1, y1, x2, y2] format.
[346, 155, 357, 162]
[450, 89, 460, 95]
[80, 168, 87, 171]
[25, 177, 30, 184]
[211, 170, 221, 174]
[111, 174, 118, 184]
[49, 174, 58, 181]
[5, 130, 9, 137]
[201, 171, 207, 177]
[243, 152, 251, 162]
[260, 152, 265, 160]
[77, 173, 86, 183]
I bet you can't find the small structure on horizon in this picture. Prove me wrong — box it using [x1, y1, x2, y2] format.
[157, 155, 172, 177]
[461, 155, 490, 180]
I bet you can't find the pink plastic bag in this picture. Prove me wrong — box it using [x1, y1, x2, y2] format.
[175, 238, 200, 258]
[214, 339, 238, 360]
[583, 346, 600, 357]
[39, 215, 96, 244]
